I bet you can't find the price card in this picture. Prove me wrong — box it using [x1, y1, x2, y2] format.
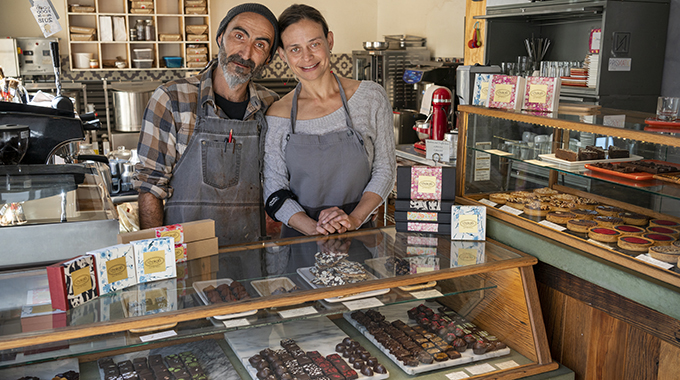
[587, 239, 614, 249]
[342, 297, 384, 311]
[484, 149, 513, 156]
[635, 254, 675, 270]
[278, 306, 319, 319]
[499, 205, 523, 215]
[525, 159, 555, 167]
[426, 140, 451, 162]
[410, 289, 444, 299]
[478, 198, 497, 207]
[603, 115, 626, 128]
[495, 360, 520, 370]
[445, 372, 470, 379]
[465, 363, 496, 375]
[223, 318, 251, 328]
[139, 330, 177, 342]
[539, 220, 566, 231]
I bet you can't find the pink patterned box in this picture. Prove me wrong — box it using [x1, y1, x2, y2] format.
[522, 76, 561, 112]
[396, 166, 456, 201]
[487, 75, 526, 110]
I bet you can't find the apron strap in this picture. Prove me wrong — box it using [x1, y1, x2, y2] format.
[289, 73, 358, 140]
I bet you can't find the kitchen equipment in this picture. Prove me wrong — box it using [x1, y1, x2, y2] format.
[14, 37, 59, 75]
[455, 65, 502, 105]
[430, 88, 452, 141]
[384, 35, 426, 49]
[393, 110, 422, 145]
[50, 42, 74, 112]
[414, 120, 431, 140]
[72, 52, 93, 69]
[0, 125, 29, 165]
[363, 41, 389, 51]
[110, 82, 160, 132]
[120, 162, 135, 192]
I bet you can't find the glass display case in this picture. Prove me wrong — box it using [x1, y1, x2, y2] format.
[455, 104, 680, 288]
[0, 227, 558, 379]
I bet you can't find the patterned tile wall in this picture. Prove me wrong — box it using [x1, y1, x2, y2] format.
[59, 53, 354, 83]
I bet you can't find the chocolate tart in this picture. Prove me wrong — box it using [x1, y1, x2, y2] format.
[643, 233, 677, 246]
[618, 212, 648, 226]
[647, 226, 679, 238]
[649, 219, 680, 229]
[546, 211, 577, 225]
[573, 197, 599, 209]
[505, 197, 530, 210]
[588, 227, 621, 243]
[523, 201, 551, 217]
[595, 205, 626, 216]
[549, 200, 576, 212]
[567, 219, 598, 233]
[617, 236, 654, 252]
[488, 193, 511, 204]
[613, 225, 645, 236]
[648, 245, 680, 263]
[594, 216, 624, 227]
[571, 208, 598, 220]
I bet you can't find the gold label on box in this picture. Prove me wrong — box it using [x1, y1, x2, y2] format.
[459, 214, 479, 234]
[30, 304, 54, 315]
[493, 84, 513, 103]
[144, 288, 168, 312]
[106, 256, 128, 283]
[174, 245, 186, 262]
[480, 82, 489, 101]
[144, 250, 166, 274]
[528, 84, 548, 104]
[417, 175, 437, 193]
[72, 267, 92, 295]
[458, 248, 477, 266]
[160, 230, 182, 244]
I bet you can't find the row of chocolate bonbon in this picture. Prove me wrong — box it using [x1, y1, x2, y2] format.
[203, 280, 250, 304]
[17, 372, 79, 380]
[334, 337, 386, 376]
[433, 305, 507, 354]
[99, 351, 206, 380]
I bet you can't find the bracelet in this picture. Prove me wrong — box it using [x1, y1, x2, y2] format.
[265, 189, 297, 222]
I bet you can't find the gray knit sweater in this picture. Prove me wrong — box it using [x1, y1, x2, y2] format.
[263, 80, 396, 225]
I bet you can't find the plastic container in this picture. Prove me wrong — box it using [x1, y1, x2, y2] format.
[132, 59, 153, 68]
[163, 56, 182, 68]
[133, 48, 153, 60]
[73, 52, 93, 69]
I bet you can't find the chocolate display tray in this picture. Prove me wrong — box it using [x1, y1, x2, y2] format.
[343, 301, 511, 375]
[296, 267, 390, 303]
[538, 153, 643, 171]
[0, 357, 78, 379]
[193, 279, 258, 320]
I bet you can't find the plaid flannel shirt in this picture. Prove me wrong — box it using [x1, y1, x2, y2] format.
[132, 60, 279, 199]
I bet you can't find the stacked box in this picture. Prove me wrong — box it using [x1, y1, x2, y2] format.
[87, 243, 137, 295]
[395, 166, 456, 235]
[47, 255, 99, 311]
[451, 206, 487, 241]
[487, 75, 527, 110]
[131, 237, 176, 283]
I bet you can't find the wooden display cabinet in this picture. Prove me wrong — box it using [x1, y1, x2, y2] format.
[0, 228, 557, 379]
[65, 0, 211, 70]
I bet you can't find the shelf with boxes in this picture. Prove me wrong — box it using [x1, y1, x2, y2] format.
[65, 0, 211, 70]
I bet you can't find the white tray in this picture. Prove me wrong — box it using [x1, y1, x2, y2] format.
[250, 277, 298, 297]
[193, 279, 258, 320]
[343, 303, 511, 375]
[538, 153, 643, 170]
[296, 267, 390, 303]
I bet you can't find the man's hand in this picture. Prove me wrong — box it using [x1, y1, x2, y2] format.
[137, 191, 164, 229]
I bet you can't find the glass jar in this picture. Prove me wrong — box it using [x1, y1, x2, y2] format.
[145, 19, 154, 41]
[135, 20, 145, 41]
[89, 59, 99, 69]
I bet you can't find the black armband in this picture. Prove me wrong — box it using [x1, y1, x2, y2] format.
[265, 189, 297, 222]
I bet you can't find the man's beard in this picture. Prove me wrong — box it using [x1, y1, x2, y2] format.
[218, 47, 265, 88]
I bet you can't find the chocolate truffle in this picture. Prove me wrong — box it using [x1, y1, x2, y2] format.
[366, 357, 378, 367]
[249, 354, 264, 365]
[374, 364, 387, 374]
[417, 351, 433, 364]
[353, 360, 365, 369]
[473, 341, 487, 355]
[256, 368, 272, 379]
[361, 365, 374, 376]
[342, 337, 353, 346]
[335, 343, 346, 353]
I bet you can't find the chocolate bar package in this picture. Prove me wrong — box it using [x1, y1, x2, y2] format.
[47, 255, 99, 311]
[396, 166, 456, 201]
[451, 205, 487, 241]
[396, 221, 451, 235]
[395, 210, 451, 223]
[131, 237, 177, 283]
[450, 241, 486, 267]
[87, 243, 137, 295]
[126, 278, 178, 317]
[394, 199, 456, 212]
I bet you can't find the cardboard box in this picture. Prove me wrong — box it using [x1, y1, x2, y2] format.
[99, 16, 113, 42]
[46, 255, 99, 311]
[118, 219, 215, 245]
[131, 237, 177, 283]
[186, 237, 218, 260]
[396, 221, 451, 235]
[395, 199, 455, 212]
[451, 205, 487, 241]
[395, 210, 451, 224]
[396, 166, 456, 201]
[87, 244, 137, 295]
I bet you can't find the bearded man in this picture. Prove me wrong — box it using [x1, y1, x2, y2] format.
[133, 3, 280, 246]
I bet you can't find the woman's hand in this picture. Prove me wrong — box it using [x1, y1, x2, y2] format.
[317, 237, 351, 254]
[316, 207, 362, 234]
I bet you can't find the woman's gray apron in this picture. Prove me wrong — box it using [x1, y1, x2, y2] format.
[165, 80, 266, 247]
[281, 74, 372, 239]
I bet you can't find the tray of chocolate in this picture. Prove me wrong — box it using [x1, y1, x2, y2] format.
[244, 338, 389, 380]
[192, 279, 258, 320]
[296, 252, 390, 303]
[344, 303, 510, 375]
[585, 160, 680, 181]
[99, 351, 207, 380]
[539, 145, 642, 170]
[364, 257, 438, 291]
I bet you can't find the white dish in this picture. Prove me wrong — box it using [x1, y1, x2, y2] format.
[250, 277, 299, 297]
[296, 266, 390, 303]
[538, 153, 643, 170]
[193, 279, 258, 320]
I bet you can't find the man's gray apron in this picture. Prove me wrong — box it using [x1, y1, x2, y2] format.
[165, 79, 266, 248]
[281, 73, 372, 242]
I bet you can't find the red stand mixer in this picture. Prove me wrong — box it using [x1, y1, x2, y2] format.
[414, 87, 453, 151]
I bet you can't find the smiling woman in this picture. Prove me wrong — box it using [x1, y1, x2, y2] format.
[262, 4, 396, 239]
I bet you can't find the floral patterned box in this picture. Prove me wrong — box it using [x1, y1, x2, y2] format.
[396, 166, 456, 201]
[451, 241, 486, 267]
[87, 243, 137, 295]
[46, 255, 99, 311]
[522, 76, 561, 112]
[451, 206, 487, 241]
[487, 75, 526, 110]
[395, 210, 451, 224]
[394, 199, 455, 212]
[396, 221, 451, 235]
[124, 278, 178, 317]
[131, 237, 177, 284]
[472, 73, 495, 106]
